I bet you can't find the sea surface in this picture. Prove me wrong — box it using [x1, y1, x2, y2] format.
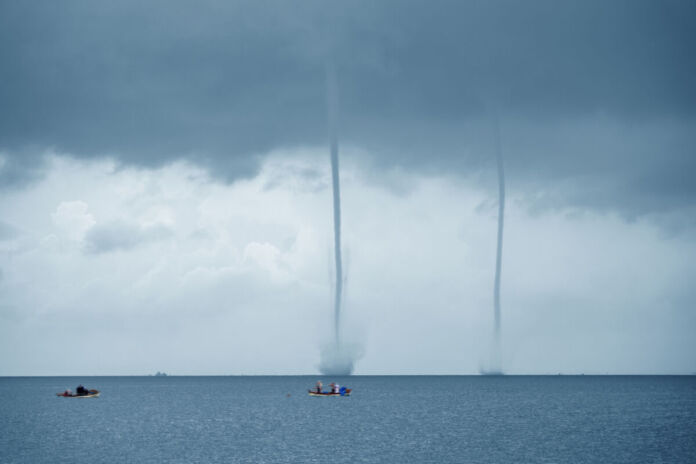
[1, 376, 694, 463]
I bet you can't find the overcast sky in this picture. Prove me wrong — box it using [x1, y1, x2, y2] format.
[1, 1, 694, 375]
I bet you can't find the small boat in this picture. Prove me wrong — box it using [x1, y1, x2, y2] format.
[308, 388, 351, 397]
[56, 389, 100, 398]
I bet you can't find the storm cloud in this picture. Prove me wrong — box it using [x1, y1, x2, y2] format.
[1, 1, 695, 375]
[1, 0, 694, 220]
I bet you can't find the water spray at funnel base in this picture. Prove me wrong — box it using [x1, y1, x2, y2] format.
[318, 343, 359, 376]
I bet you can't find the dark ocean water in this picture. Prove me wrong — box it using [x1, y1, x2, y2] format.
[1, 376, 694, 463]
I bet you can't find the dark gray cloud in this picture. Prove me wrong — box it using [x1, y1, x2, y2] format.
[1, 0, 694, 217]
[0, 151, 46, 191]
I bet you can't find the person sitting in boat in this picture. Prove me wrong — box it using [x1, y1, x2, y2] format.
[76, 385, 87, 396]
[63, 389, 73, 397]
[315, 380, 323, 393]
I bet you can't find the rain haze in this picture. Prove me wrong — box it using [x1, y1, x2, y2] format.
[1, 0, 695, 375]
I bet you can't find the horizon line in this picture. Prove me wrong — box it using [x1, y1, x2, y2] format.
[2, 373, 695, 378]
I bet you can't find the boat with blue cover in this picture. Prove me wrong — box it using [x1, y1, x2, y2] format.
[308, 387, 351, 397]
